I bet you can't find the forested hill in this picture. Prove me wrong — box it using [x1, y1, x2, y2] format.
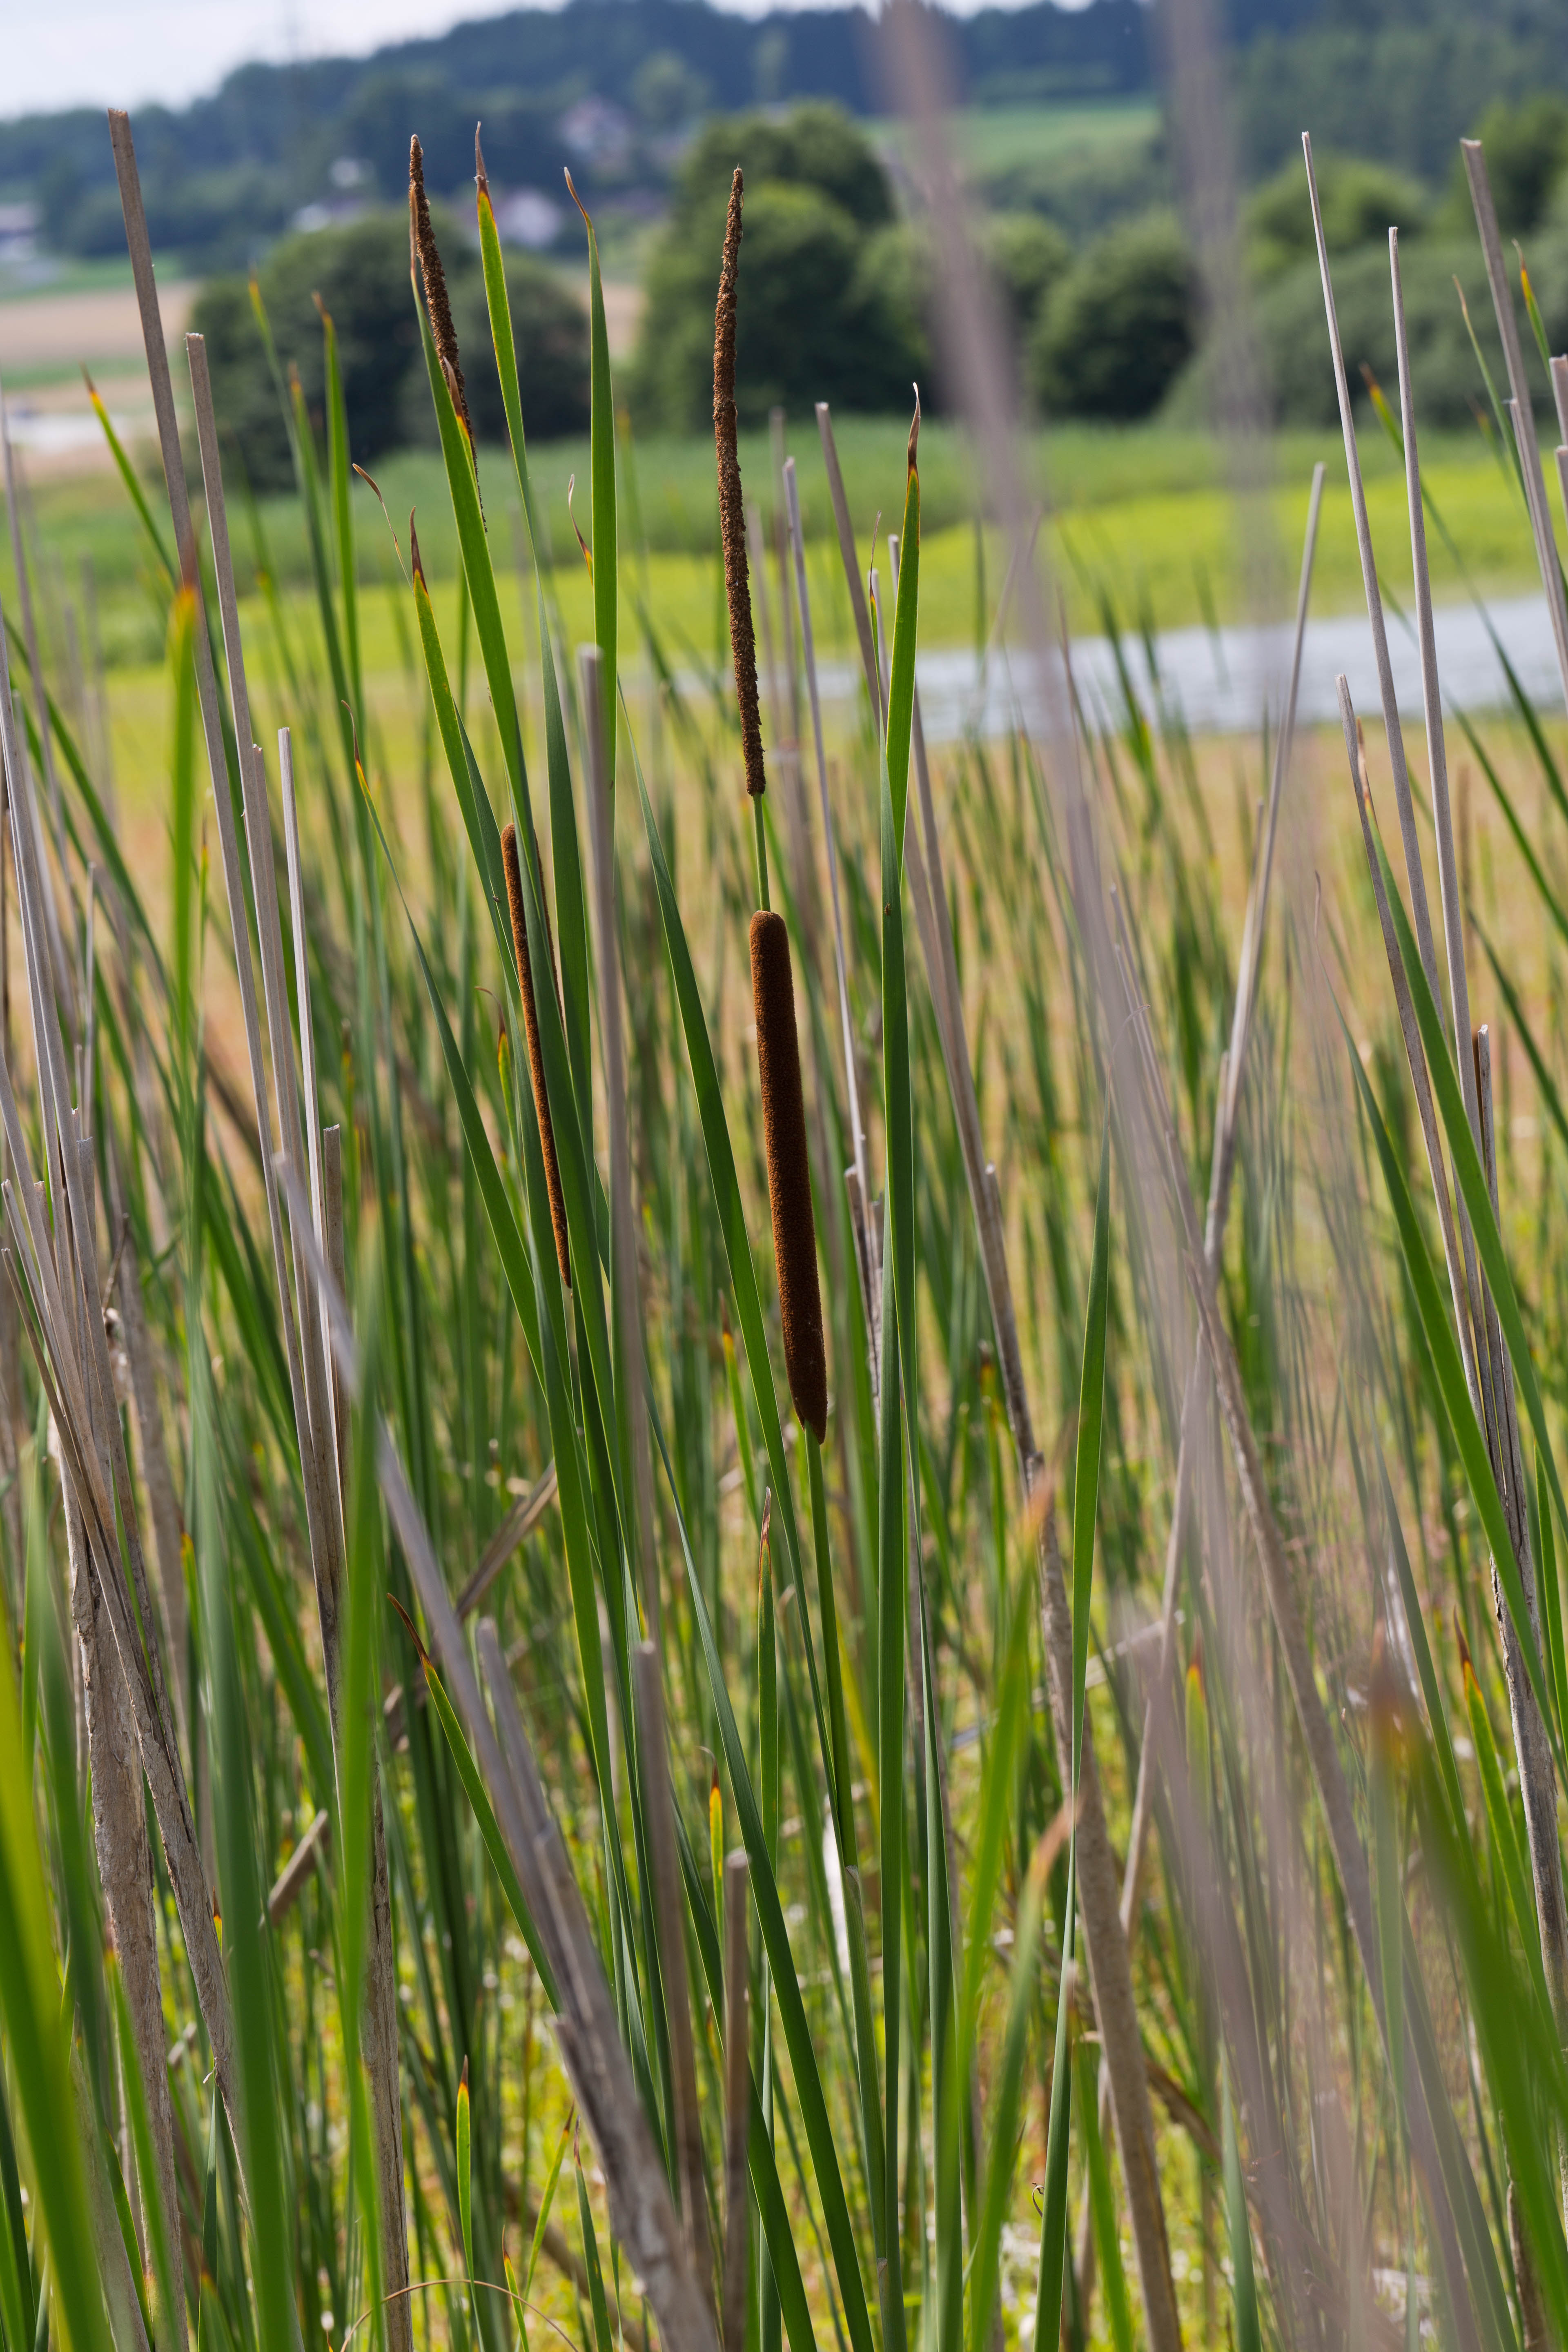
[4, 0, 1568, 272]
[0, 0, 1152, 225]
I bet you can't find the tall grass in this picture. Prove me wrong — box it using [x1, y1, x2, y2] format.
[7, 82, 1568, 2352]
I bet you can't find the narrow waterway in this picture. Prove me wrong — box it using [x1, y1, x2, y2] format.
[805, 588, 1564, 744]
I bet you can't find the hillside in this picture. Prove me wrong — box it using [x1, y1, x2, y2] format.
[0, 0, 1151, 275]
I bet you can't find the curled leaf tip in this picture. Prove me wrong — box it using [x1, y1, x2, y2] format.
[564, 166, 591, 233]
[475, 123, 489, 201]
[908, 384, 921, 473]
[388, 1590, 433, 1670]
[410, 513, 426, 587]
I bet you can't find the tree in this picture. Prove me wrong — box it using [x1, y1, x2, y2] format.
[1450, 94, 1568, 234]
[192, 207, 588, 491]
[630, 102, 917, 430]
[414, 251, 590, 445]
[1031, 211, 1197, 421]
[192, 213, 421, 490]
[854, 211, 1070, 410]
[988, 212, 1073, 342]
[1245, 151, 1428, 284]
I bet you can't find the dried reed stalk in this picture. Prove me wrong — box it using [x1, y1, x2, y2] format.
[1311, 144, 1568, 2040]
[633, 1644, 714, 2308]
[0, 484, 234, 2227]
[66, 1476, 185, 2343]
[1120, 962, 1481, 2352]
[1073, 462, 1323, 2331]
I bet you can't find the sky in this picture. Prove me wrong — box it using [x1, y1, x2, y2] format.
[5, 0, 1040, 121]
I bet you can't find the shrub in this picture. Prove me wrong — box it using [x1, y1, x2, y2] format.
[192, 210, 588, 490]
[1243, 231, 1556, 428]
[192, 214, 420, 491]
[1445, 94, 1568, 235]
[630, 102, 912, 430]
[987, 211, 1073, 341]
[980, 121, 1170, 245]
[1245, 152, 1429, 285]
[402, 251, 590, 448]
[1031, 210, 1198, 421]
[852, 212, 1069, 409]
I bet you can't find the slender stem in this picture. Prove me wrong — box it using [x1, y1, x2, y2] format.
[753, 796, 770, 914]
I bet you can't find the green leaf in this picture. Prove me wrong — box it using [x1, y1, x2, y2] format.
[648, 1409, 877, 2352]
[0, 1525, 116, 2352]
[1073, 1115, 1111, 1792]
[1078, 2040, 1133, 2352]
[1379, 1452, 1466, 1836]
[1222, 2058, 1259, 2352]
[1340, 1000, 1559, 1764]
[571, 178, 617, 790]
[410, 1636, 559, 2006]
[371, 795, 543, 1381]
[576, 2148, 616, 2352]
[475, 178, 594, 1127]
[1371, 823, 1568, 1682]
[1032, 1851, 1076, 2352]
[457, 2057, 474, 2285]
[967, 1833, 1047, 2352]
[412, 286, 526, 810]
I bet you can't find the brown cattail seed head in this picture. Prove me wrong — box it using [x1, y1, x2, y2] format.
[750, 910, 826, 1443]
[714, 168, 766, 801]
[501, 822, 571, 1290]
[410, 135, 473, 448]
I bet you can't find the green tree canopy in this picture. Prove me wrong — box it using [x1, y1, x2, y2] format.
[1031, 210, 1198, 421]
[1245, 151, 1429, 284]
[630, 102, 917, 431]
[192, 210, 588, 491]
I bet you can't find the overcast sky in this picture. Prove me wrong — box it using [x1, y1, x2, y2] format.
[5, 0, 1037, 121]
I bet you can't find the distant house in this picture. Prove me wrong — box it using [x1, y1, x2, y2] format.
[0, 204, 38, 265]
[492, 189, 566, 250]
[291, 160, 371, 237]
[558, 96, 633, 172]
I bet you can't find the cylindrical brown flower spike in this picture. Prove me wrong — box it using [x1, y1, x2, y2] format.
[751, 910, 826, 1442]
[714, 168, 766, 801]
[410, 134, 474, 448]
[501, 822, 572, 1290]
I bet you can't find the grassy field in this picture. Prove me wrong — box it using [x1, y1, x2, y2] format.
[878, 100, 1162, 180]
[9, 407, 1552, 683]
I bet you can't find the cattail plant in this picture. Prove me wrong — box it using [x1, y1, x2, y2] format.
[17, 63, 1568, 2352]
[713, 169, 829, 1447]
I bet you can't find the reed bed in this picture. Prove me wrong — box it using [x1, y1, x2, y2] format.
[5, 81, 1568, 2352]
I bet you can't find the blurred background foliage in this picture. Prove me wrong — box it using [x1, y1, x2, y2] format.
[8, 0, 1568, 471]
